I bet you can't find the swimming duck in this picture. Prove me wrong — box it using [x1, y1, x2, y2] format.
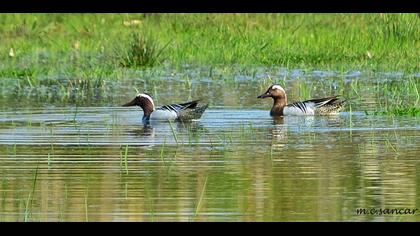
[123, 93, 208, 124]
[257, 84, 345, 116]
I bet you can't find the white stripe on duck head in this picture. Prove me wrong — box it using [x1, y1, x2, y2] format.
[136, 93, 155, 111]
[257, 84, 287, 101]
[123, 93, 156, 120]
[271, 85, 286, 95]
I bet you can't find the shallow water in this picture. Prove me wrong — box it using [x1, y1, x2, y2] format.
[0, 106, 419, 221]
[0, 69, 419, 221]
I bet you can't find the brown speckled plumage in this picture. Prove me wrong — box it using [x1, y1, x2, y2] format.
[258, 85, 346, 116]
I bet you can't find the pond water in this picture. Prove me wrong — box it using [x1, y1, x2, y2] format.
[0, 70, 419, 221]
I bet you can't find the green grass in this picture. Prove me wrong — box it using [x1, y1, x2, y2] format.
[361, 76, 419, 116]
[118, 32, 171, 68]
[0, 13, 418, 116]
[366, 107, 420, 117]
[0, 13, 418, 82]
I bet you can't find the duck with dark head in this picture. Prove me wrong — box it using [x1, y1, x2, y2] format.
[123, 93, 208, 124]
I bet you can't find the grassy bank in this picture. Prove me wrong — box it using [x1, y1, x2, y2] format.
[0, 14, 418, 116]
[0, 13, 418, 80]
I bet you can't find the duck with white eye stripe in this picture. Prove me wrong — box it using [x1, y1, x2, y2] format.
[123, 93, 208, 124]
[257, 84, 346, 116]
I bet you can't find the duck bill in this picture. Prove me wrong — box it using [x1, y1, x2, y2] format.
[257, 92, 271, 99]
[122, 98, 137, 107]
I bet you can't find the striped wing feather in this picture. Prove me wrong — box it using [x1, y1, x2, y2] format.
[303, 96, 340, 108]
[157, 100, 201, 113]
[285, 96, 343, 115]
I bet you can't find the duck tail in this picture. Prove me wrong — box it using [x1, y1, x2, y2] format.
[178, 103, 209, 121]
[194, 103, 209, 118]
[178, 100, 201, 109]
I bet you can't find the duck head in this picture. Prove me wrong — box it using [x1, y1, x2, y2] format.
[123, 93, 155, 122]
[258, 84, 288, 116]
[257, 84, 287, 100]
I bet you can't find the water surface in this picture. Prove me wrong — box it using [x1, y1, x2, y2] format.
[0, 70, 419, 221]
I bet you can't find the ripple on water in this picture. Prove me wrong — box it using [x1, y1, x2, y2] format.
[0, 106, 418, 221]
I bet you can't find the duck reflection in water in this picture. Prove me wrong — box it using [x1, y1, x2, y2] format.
[127, 120, 206, 140]
[268, 115, 345, 154]
[269, 116, 288, 143]
[128, 124, 155, 137]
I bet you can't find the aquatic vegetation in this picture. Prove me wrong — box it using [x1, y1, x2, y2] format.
[366, 107, 420, 117]
[362, 76, 419, 117]
[168, 120, 179, 145]
[193, 176, 208, 221]
[160, 138, 167, 163]
[385, 138, 398, 154]
[73, 105, 78, 124]
[24, 164, 39, 222]
[84, 189, 89, 222]
[349, 104, 353, 136]
[120, 145, 129, 175]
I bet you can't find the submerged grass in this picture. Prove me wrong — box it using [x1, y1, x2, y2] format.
[349, 104, 353, 136]
[123, 145, 129, 175]
[385, 138, 399, 154]
[168, 120, 179, 145]
[160, 138, 167, 164]
[120, 145, 129, 175]
[193, 176, 208, 221]
[24, 164, 39, 222]
[84, 189, 89, 222]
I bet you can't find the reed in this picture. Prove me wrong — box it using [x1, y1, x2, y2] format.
[24, 164, 39, 222]
[193, 176, 208, 220]
[160, 138, 167, 164]
[84, 189, 89, 222]
[73, 104, 78, 124]
[168, 120, 179, 145]
[385, 138, 398, 154]
[119, 144, 129, 175]
[123, 144, 129, 175]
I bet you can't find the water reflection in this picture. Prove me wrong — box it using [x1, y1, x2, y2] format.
[126, 121, 207, 143]
[0, 107, 419, 221]
[128, 125, 155, 137]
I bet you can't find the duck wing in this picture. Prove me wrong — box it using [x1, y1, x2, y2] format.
[303, 96, 341, 108]
[285, 96, 342, 115]
[156, 100, 201, 113]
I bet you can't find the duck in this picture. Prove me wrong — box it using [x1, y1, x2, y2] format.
[123, 93, 208, 124]
[257, 84, 345, 116]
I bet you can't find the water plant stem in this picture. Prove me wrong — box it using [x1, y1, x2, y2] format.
[194, 176, 208, 220]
